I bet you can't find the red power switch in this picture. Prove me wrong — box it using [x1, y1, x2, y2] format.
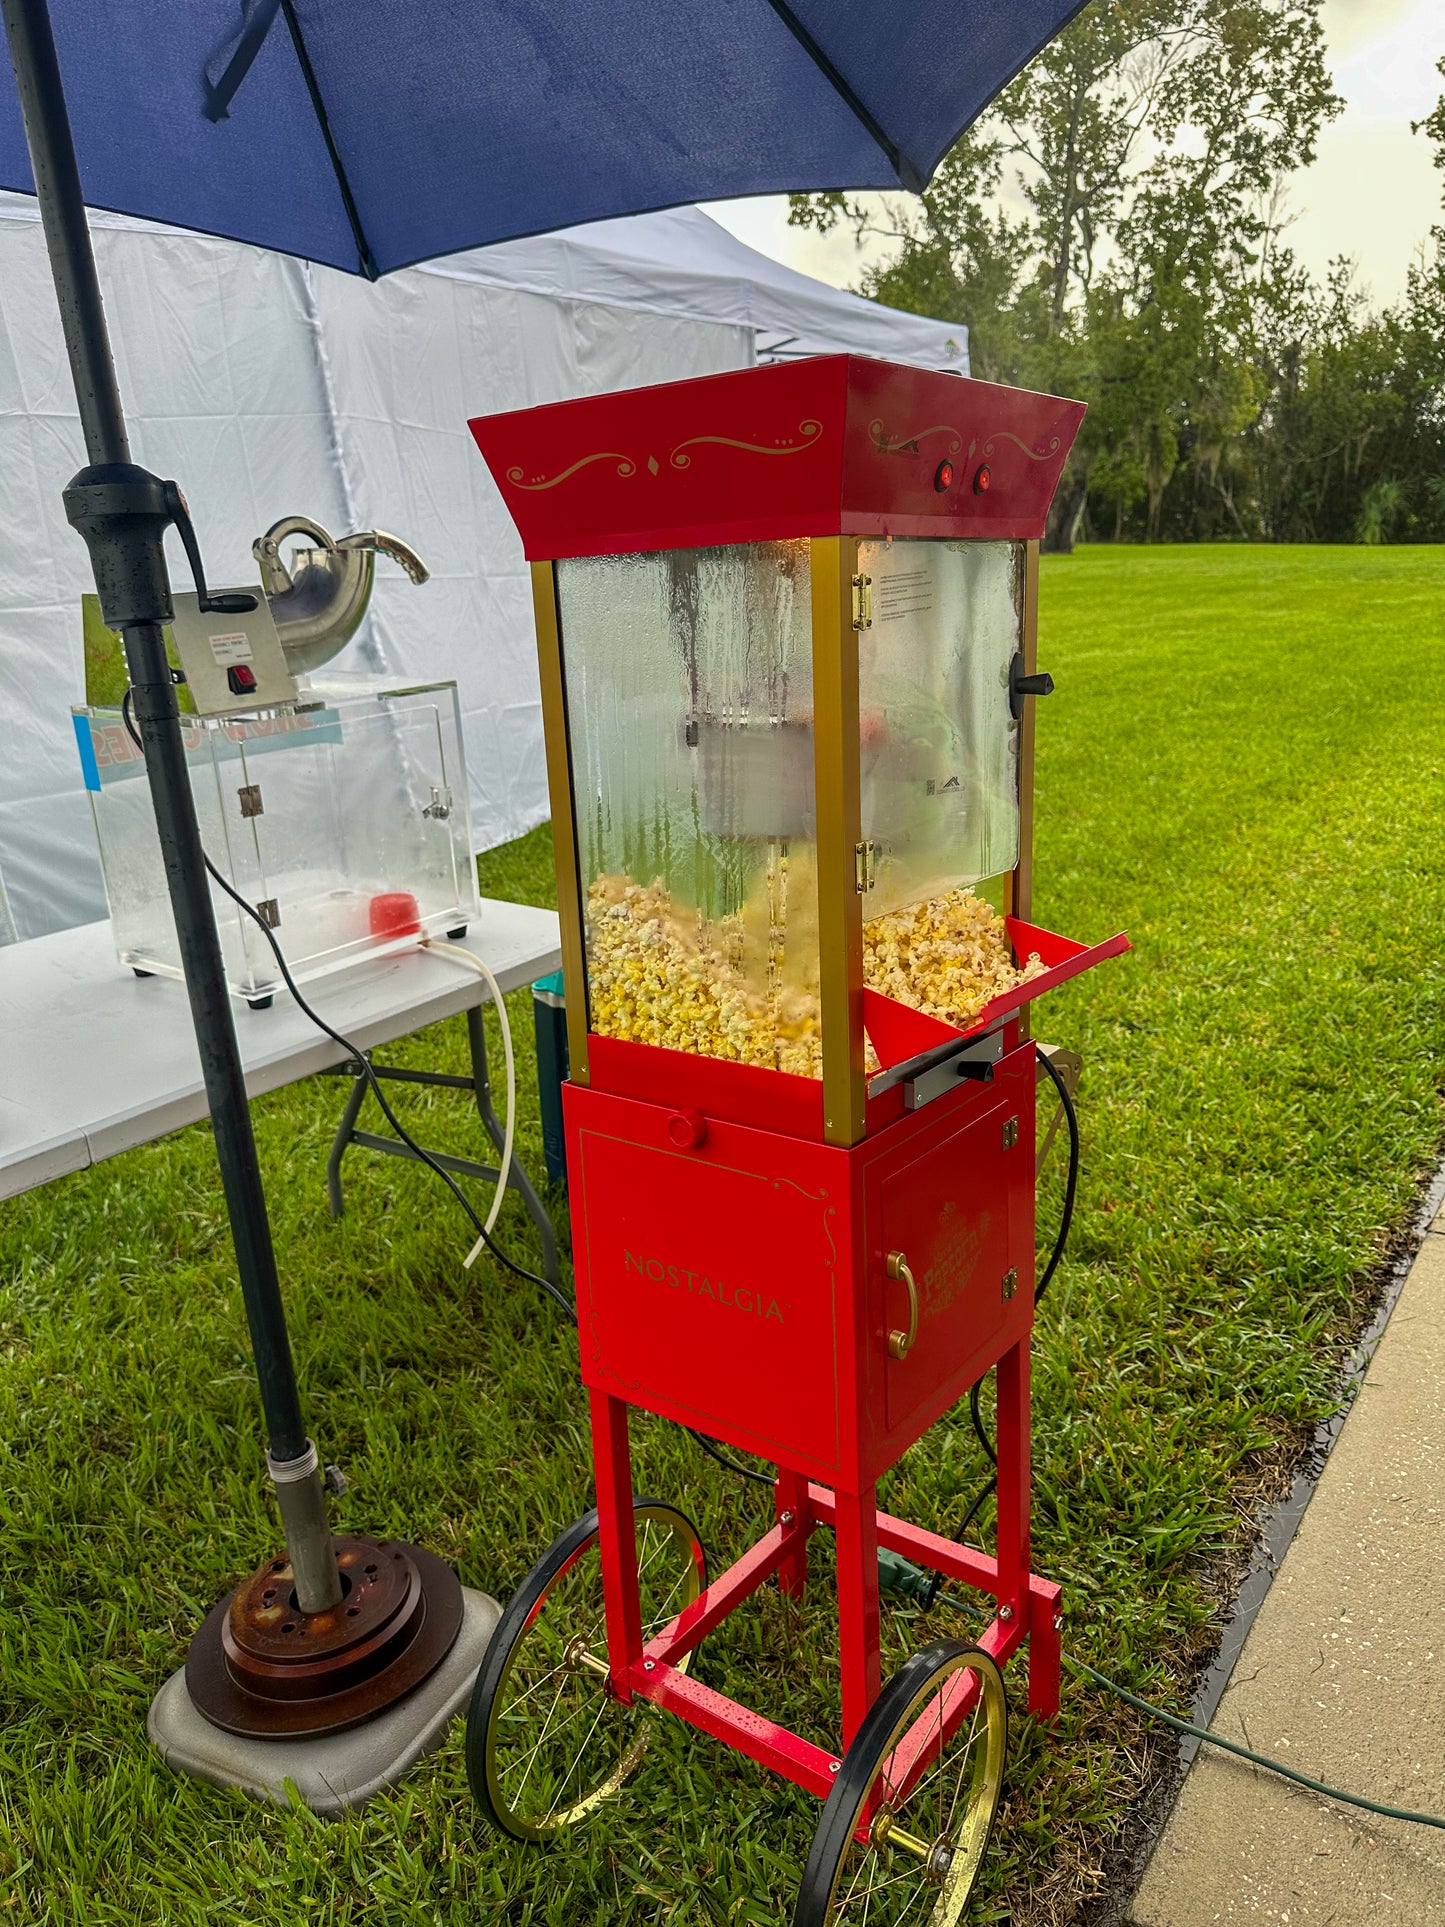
[227, 664, 258, 696]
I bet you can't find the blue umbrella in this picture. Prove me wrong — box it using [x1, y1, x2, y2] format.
[0, 0, 1083, 1734]
[1, 0, 1083, 275]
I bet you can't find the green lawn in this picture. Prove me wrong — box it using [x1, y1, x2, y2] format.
[3, 544, 1443, 1925]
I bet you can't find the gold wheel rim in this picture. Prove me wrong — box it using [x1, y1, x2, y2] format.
[825, 1650, 1007, 1926]
[483, 1506, 704, 1837]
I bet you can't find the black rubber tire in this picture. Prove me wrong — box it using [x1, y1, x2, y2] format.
[794, 1641, 1008, 1927]
[465, 1495, 706, 1841]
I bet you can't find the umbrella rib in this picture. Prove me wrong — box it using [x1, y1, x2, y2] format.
[277, 0, 379, 278]
[757, 0, 920, 191]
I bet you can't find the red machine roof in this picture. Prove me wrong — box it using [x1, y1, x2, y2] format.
[469, 355, 1085, 559]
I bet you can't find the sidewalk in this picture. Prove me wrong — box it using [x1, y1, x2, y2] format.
[1130, 1209, 1445, 1925]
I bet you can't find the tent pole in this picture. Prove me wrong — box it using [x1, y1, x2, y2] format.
[1, 0, 340, 1613]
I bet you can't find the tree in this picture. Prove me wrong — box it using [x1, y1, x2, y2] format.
[789, 0, 1369, 547]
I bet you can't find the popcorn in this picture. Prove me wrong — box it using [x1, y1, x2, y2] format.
[586, 874, 1043, 1078]
[862, 887, 1046, 1032]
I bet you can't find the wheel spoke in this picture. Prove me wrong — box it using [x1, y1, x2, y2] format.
[635, 1522, 673, 1586]
[478, 1508, 704, 1833]
[837, 1845, 873, 1913]
[642, 1562, 693, 1641]
[907, 1706, 984, 1810]
[847, 1857, 929, 1912]
[546, 1688, 617, 1816]
[498, 1656, 573, 1719]
[942, 1700, 985, 1839]
[502, 1683, 614, 1778]
[501, 1671, 571, 1796]
[819, 1658, 1002, 1926]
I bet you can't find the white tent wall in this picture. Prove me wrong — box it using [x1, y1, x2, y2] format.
[0, 205, 351, 940]
[0, 199, 748, 940]
[308, 265, 747, 858]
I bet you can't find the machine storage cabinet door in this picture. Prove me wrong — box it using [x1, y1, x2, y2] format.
[872, 1078, 1033, 1440]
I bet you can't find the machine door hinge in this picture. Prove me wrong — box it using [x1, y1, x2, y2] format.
[851, 573, 873, 629]
[256, 898, 281, 929]
[1002, 1115, 1019, 1150]
[422, 784, 452, 820]
[1002, 1266, 1018, 1302]
[854, 839, 876, 893]
[237, 783, 263, 819]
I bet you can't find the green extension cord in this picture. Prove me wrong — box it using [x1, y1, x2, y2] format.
[1058, 1649, 1445, 1834]
[875, 1556, 1445, 1833]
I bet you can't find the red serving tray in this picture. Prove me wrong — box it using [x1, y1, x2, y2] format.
[587, 917, 1128, 1136]
[862, 916, 1131, 1073]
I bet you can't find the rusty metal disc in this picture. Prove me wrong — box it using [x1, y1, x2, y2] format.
[185, 1535, 464, 1737]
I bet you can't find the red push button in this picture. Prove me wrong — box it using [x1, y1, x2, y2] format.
[227, 663, 258, 695]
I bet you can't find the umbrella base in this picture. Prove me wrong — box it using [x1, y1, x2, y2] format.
[149, 1583, 498, 1814]
[184, 1536, 467, 1737]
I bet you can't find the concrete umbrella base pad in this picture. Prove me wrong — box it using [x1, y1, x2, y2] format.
[148, 1587, 499, 1816]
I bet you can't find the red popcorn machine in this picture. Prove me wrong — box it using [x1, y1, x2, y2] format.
[465, 357, 1126, 1921]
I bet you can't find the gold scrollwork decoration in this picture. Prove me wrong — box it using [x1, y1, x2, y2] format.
[670, 417, 823, 469]
[981, 431, 1061, 462]
[771, 1180, 838, 1265]
[868, 419, 963, 457]
[506, 452, 637, 491]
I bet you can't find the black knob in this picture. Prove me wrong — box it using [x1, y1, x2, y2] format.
[1009, 653, 1055, 720]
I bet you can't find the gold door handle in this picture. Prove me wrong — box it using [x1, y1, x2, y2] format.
[886, 1250, 917, 1361]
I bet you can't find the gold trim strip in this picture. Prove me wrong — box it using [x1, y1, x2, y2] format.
[530, 560, 591, 1083]
[1012, 539, 1039, 1041]
[811, 536, 867, 1147]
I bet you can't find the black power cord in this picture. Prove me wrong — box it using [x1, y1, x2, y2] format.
[1034, 1046, 1080, 1308]
[945, 1041, 1081, 1550]
[687, 1426, 774, 1490]
[121, 689, 575, 1322]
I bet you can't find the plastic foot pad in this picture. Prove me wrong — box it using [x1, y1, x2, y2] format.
[148, 1586, 499, 1815]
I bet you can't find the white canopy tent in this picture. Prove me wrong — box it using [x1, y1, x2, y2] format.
[0, 196, 967, 941]
[432, 206, 969, 371]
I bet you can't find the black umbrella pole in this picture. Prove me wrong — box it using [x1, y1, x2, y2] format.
[3, 0, 341, 1612]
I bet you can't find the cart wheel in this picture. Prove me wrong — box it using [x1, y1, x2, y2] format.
[794, 1642, 1007, 1927]
[465, 1497, 706, 1840]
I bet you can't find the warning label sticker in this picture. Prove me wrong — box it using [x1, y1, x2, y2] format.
[876, 568, 934, 622]
[207, 632, 254, 666]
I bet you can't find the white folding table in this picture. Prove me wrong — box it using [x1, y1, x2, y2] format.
[0, 899, 563, 1266]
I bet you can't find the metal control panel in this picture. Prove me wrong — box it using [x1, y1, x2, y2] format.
[168, 587, 297, 716]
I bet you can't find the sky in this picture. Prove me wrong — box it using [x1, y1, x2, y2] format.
[702, 0, 1444, 314]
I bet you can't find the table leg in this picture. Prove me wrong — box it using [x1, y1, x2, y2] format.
[325, 1065, 368, 1220]
[319, 1005, 561, 1287]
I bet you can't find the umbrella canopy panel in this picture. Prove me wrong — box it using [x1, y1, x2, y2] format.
[0, 0, 1084, 277]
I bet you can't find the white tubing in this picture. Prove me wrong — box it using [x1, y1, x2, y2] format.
[422, 937, 517, 1264]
